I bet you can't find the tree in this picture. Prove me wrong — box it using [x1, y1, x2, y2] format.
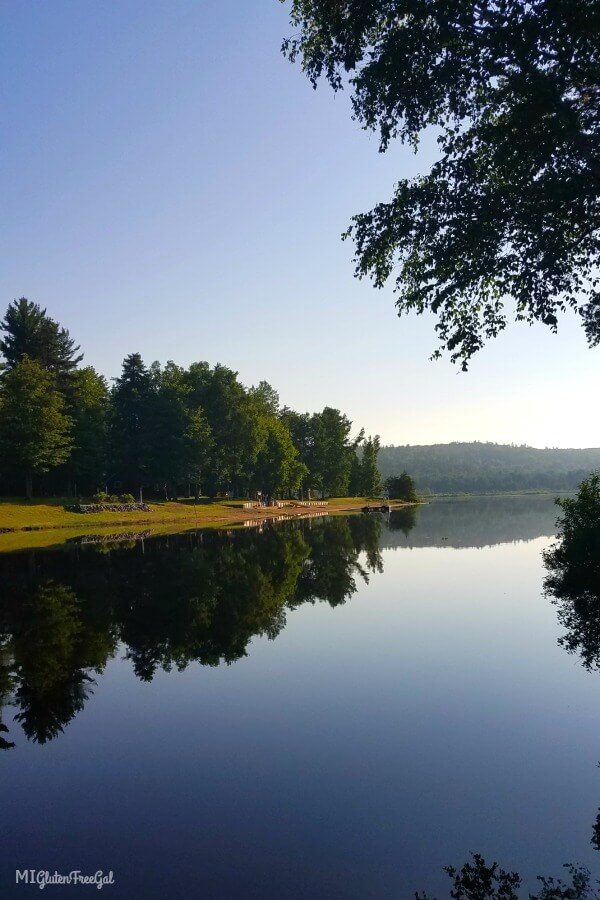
[359, 435, 382, 497]
[543, 472, 600, 671]
[309, 407, 356, 497]
[109, 353, 153, 493]
[0, 356, 73, 497]
[348, 449, 363, 497]
[282, 1, 600, 368]
[11, 582, 100, 744]
[147, 362, 212, 498]
[66, 367, 109, 494]
[417, 853, 598, 899]
[249, 380, 280, 416]
[282, 407, 362, 497]
[385, 472, 418, 502]
[185, 363, 263, 496]
[0, 298, 83, 379]
[253, 416, 307, 498]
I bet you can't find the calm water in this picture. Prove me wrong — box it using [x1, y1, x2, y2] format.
[1, 497, 599, 897]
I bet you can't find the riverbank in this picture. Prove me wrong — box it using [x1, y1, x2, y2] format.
[0, 497, 415, 553]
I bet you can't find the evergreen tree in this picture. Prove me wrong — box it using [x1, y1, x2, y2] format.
[0, 356, 73, 497]
[109, 354, 153, 493]
[0, 298, 83, 380]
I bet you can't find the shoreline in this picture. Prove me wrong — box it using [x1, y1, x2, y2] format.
[0, 498, 417, 553]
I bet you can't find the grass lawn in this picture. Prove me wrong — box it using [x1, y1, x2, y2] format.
[0, 497, 245, 531]
[0, 496, 399, 552]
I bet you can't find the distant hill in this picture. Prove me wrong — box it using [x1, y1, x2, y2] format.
[378, 442, 600, 494]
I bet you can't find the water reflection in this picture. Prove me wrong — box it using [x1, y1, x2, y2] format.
[383, 495, 559, 549]
[0, 516, 383, 748]
[0, 496, 572, 751]
[543, 497, 600, 673]
[5, 496, 600, 895]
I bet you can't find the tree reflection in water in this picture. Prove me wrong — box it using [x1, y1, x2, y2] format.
[539, 475, 600, 888]
[0, 515, 386, 747]
[544, 474, 600, 672]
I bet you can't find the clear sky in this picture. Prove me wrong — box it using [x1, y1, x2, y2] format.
[2, 0, 598, 448]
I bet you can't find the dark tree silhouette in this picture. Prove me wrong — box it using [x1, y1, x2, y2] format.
[544, 473, 600, 670]
[282, 1, 600, 367]
[417, 853, 599, 899]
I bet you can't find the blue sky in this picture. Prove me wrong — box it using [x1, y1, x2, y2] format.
[2, 0, 598, 448]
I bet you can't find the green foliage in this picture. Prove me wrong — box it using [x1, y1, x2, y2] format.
[0, 297, 83, 378]
[378, 443, 600, 494]
[91, 491, 138, 504]
[282, 1, 600, 367]
[186, 362, 263, 496]
[0, 300, 372, 499]
[359, 435, 382, 497]
[146, 362, 212, 497]
[108, 353, 153, 491]
[249, 380, 280, 416]
[66, 367, 108, 492]
[385, 472, 418, 502]
[552, 473, 600, 559]
[0, 356, 73, 497]
[283, 407, 361, 497]
[253, 416, 307, 498]
[91, 491, 110, 503]
[544, 473, 600, 670]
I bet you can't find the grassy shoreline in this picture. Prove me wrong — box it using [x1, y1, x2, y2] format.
[0, 497, 414, 553]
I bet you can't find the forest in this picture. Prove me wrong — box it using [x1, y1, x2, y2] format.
[0, 299, 382, 500]
[378, 443, 600, 494]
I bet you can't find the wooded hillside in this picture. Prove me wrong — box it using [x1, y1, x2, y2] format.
[378, 443, 600, 494]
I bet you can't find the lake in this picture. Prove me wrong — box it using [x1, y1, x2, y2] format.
[1, 496, 599, 897]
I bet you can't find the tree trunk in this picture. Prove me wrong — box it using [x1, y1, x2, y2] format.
[25, 473, 33, 499]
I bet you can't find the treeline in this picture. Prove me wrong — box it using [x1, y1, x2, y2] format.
[0, 298, 382, 499]
[378, 442, 600, 494]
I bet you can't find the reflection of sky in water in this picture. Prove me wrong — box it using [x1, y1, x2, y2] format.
[2, 498, 599, 898]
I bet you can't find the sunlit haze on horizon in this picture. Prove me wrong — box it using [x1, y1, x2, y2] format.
[2, 0, 599, 449]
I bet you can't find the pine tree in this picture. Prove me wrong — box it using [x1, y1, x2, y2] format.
[109, 354, 153, 493]
[0, 298, 83, 380]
